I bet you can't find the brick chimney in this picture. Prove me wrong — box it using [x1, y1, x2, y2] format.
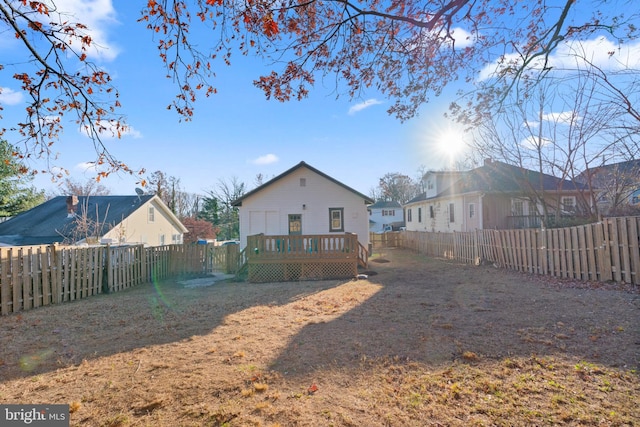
[66, 195, 78, 218]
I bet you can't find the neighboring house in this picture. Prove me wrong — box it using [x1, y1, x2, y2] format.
[404, 159, 591, 232]
[231, 161, 374, 249]
[577, 159, 640, 216]
[368, 200, 404, 232]
[0, 195, 188, 246]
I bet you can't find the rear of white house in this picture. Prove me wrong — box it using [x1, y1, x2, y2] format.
[232, 162, 373, 250]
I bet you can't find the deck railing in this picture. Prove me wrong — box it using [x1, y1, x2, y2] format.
[246, 233, 360, 260]
[244, 233, 365, 282]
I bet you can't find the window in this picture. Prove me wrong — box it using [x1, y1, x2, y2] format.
[300, 178, 306, 187]
[172, 234, 181, 244]
[382, 209, 396, 216]
[561, 196, 576, 212]
[159, 234, 165, 246]
[329, 208, 344, 232]
[148, 206, 155, 223]
[289, 214, 302, 234]
[418, 207, 422, 223]
[427, 180, 434, 190]
[469, 203, 475, 218]
[512, 199, 524, 216]
[407, 208, 412, 222]
[449, 203, 455, 223]
[429, 205, 435, 219]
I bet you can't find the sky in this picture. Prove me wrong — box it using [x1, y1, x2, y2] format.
[0, 1, 638, 199]
[0, 0, 468, 198]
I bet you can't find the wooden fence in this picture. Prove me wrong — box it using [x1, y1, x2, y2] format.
[396, 216, 640, 286]
[0, 243, 239, 316]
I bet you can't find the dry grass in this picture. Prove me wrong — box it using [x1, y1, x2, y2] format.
[0, 248, 638, 426]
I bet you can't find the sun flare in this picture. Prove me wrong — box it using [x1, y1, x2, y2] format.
[435, 127, 468, 163]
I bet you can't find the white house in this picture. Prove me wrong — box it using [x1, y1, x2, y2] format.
[368, 200, 404, 232]
[231, 161, 373, 249]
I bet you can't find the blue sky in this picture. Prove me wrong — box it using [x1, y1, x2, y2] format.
[0, 0, 466, 198]
[1, 1, 637, 198]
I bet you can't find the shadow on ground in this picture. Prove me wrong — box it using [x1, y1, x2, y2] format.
[267, 248, 640, 376]
[0, 273, 345, 381]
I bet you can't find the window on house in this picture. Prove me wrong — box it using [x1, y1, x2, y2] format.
[289, 214, 302, 234]
[561, 196, 576, 212]
[418, 207, 422, 223]
[469, 203, 475, 218]
[300, 178, 306, 187]
[449, 203, 455, 223]
[512, 199, 524, 216]
[148, 206, 155, 223]
[429, 205, 434, 219]
[427, 180, 434, 190]
[407, 208, 412, 222]
[159, 234, 165, 246]
[172, 234, 181, 244]
[329, 208, 344, 232]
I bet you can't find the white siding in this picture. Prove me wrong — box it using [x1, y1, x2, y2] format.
[369, 207, 404, 232]
[405, 194, 479, 232]
[238, 167, 369, 248]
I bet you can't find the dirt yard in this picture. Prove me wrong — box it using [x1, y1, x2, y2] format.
[0, 248, 638, 426]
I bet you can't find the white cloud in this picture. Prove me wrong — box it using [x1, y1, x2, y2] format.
[520, 135, 552, 150]
[479, 36, 640, 81]
[75, 162, 98, 172]
[541, 111, 577, 125]
[44, 0, 120, 61]
[447, 27, 475, 49]
[553, 36, 640, 70]
[79, 120, 142, 139]
[0, 87, 24, 105]
[251, 154, 279, 165]
[348, 99, 383, 115]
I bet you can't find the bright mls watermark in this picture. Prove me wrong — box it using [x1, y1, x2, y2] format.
[1, 405, 69, 426]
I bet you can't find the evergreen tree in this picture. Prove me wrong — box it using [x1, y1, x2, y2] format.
[0, 140, 45, 217]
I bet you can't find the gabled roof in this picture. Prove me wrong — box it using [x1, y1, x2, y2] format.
[231, 161, 374, 206]
[369, 200, 402, 209]
[406, 160, 588, 205]
[0, 195, 181, 246]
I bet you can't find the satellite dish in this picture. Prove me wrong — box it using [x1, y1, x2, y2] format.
[135, 187, 144, 196]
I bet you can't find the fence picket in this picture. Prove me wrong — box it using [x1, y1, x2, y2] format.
[1, 251, 10, 315]
[629, 218, 640, 285]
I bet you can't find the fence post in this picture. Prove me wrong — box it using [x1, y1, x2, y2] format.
[104, 244, 111, 293]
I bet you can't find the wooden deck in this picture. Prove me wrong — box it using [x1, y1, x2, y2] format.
[245, 233, 368, 282]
